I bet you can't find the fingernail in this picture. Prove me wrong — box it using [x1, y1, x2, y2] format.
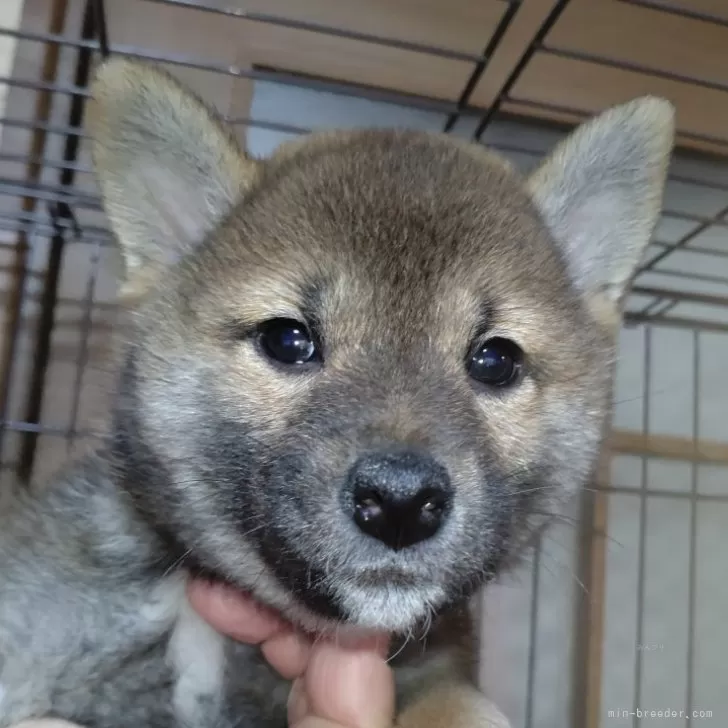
[305, 643, 396, 728]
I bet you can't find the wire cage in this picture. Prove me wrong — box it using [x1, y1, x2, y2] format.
[2, 1, 728, 727]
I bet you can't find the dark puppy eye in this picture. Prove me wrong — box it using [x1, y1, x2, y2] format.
[259, 318, 318, 365]
[467, 338, 522, 387]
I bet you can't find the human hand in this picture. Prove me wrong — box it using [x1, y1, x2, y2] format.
[187, 580, 395, 728]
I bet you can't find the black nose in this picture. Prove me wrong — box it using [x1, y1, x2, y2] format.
[347, 451, 452, 550]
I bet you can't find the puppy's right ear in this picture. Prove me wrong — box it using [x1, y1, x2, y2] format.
[88, 59, 258, 296]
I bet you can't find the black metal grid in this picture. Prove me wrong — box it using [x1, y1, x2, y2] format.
[2, 3, 728, 726]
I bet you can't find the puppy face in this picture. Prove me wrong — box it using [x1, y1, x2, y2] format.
[89, 61, 674, 633]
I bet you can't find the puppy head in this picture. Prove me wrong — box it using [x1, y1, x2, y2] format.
[89, 60, 673, 633]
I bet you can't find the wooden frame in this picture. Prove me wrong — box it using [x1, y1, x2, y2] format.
[611, 429, 728, 465]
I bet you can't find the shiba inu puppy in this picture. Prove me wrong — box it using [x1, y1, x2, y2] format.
[0, 59, 673, 728]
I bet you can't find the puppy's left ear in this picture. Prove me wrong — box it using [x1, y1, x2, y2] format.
[527, 97, 675, 316]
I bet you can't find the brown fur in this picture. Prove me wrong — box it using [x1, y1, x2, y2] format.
[91, 61, 673, 727]
[0, 59, 673, 728]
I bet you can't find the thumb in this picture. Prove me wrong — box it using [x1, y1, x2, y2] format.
[289, 640, 395, 728]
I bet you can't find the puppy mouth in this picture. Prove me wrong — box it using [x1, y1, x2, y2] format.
[184, 549, 443, 634]
[348, 567, 420, 589]
[259, 545, 442, 630]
